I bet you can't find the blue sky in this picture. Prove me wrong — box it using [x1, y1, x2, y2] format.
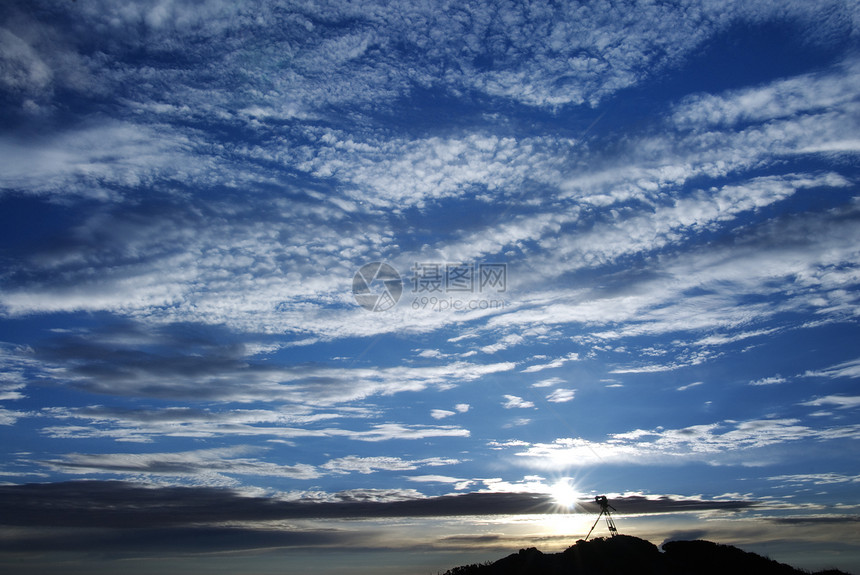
[1, 0, 859, 573]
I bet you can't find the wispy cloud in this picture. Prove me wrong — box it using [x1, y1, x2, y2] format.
[510, 417, 860, 468]
[0, 406, 27, 426]
[406, 475, 475, 490]
[485, 195, 860, 359]
[9, 322, 515, 405]
[320, 455, 460, 475]
[800, 395, 860, 410]
[522, 353, 580, 373]
[0, 121, 206, 200]
[671, 59, 860, 129]
[803, 358, 860, 379]
[34, 446, 465, 486]
[41, 446, 321, 484]
[545, 389, 576, 403]
[39, 409, 471, 444]
[767, 473, 860, 486]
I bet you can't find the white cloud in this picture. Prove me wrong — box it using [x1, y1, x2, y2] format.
[477, 475, 553, 494]
[39, 405, 470, 443]
[767, 473, 860, 486]
[676, 382, 704, 391]
[487, 440, 531, 449]
[803, 358, 860, 379]
[14, 330, 516, 404]
[0, 27, 53, 93]
[41, 446, 321, 483]
[484, 196, 860, 354]
[546, 173, 850, 275]
[321, 455, 459, 475]
[531, 377, 565, 388]
[0, 407, 28, 426]
[696, 328, 781, 347]
[521, 353, 580, 373]
[610, 351, 713, 374]
[454, 0, 857, 108]
[512, 417, 860, 468]
[545, 389, 576, 403]
[749, 376, 786, 386]
[0, 0, 859, 518]
[480, 333, 526, 354]
[504, 418, 533, 428]
[800, 395, 860, 410]
[288, 132, 570, 210]
[407, 475, 474, 490]
[672, 59, 860, 129]
[37, 447, 462, 484]
[4, 0, 854, 122]
[502, 395, 535, 409]
[417, 349, 446, 359]
[2, 45, 857, 350]
[338, 424, 470, 443]
[0, 121, 208, 200]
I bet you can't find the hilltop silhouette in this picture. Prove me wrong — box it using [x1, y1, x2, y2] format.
[442, 535, 853, 575]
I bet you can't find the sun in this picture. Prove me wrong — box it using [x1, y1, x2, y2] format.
[549, 478, 579, 510]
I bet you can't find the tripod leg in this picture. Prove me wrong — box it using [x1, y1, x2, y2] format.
[584, 510, 604, 541]
[605, 512, 618, 536]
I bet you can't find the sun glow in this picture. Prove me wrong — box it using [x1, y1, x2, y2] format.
[549, 478, 579, 509]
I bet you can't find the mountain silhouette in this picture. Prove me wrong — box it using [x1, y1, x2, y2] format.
[442, 535, 853, 575]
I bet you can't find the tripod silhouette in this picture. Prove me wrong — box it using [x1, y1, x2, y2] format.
[585, 495, 618, 540]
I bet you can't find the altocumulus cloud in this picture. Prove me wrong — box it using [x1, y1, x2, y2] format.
[1, 0, 859, 572]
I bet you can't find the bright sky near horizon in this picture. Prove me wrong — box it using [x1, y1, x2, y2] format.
[1, 0, 859, 573]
